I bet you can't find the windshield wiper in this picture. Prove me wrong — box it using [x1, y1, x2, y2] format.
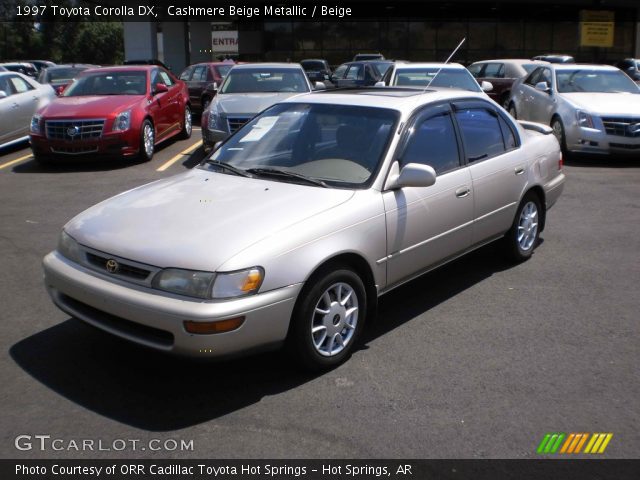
[245, 167, 328, 187]
[204, 160, 252, 177]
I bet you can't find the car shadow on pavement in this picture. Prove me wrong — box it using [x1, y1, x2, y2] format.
[10, 239, 528, 432]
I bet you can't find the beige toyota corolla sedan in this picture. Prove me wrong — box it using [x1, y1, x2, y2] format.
[43, 88, 565, 370]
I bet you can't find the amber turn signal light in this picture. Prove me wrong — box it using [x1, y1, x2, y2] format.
[184, 317, 245, 334]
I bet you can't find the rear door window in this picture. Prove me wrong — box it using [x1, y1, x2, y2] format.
[454, 107, 506, 162]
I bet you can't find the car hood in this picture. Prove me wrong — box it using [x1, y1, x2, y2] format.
[40, 95, 143, 118]
[65, 168, 354, 271]
[560, 92, 640, 115]
[216, 92, 304, 115]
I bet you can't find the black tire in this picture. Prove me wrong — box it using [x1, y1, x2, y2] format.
[138, 119, 154, 162]
[201, 97, 211, 113]
[179, 105, 192, 140]
[551, 116, 569, 157]
[287, 267, 367, 371]
[32, 153, 52, 165]
[508, 102, 517, 119]
[504, 193, 542, 262]
[500, 93, 511, 110]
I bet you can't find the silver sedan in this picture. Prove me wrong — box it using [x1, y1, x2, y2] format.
[43, 88, 565, 370]
[508, 64, 640, 156]
[0, 72, 55, 149]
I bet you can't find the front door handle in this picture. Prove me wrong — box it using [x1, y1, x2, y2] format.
[455, 187, 471, 198]
[515, 167, 525, 175]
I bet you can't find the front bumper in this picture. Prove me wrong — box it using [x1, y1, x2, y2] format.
[201, 127, 227, 149]
[30, 130, 139, 159]
[565, 125, 640, 156]
[43, 251, 301, 358]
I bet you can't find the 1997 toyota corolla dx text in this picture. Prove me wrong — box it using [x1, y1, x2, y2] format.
[43, 88, 565, 370]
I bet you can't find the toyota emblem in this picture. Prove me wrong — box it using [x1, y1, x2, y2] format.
[105, 259, 119, 274]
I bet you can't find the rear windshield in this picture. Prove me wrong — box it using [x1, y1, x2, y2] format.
[301, 61, 326, 71]
[45, 68, 87, 83]
[394, 68, 481, 91]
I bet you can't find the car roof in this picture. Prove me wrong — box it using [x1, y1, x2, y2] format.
[394, 62, 466, 70]
[83, 66, 155, 74]
[281, 87, 489, 112]
[551, 64, 619, 71]
[231, 63, 304, 70]
[471, 59, 549, 65]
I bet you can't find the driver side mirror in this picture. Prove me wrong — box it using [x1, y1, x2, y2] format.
[153, 83, 168, 95]
[481, 80, 493, 92]
[374, 81, 386, 87]
[387, 163, 437, 190]
[0, 90, 7, 99]
[535, 81, 551, 94]
[314, 81, 326, 90]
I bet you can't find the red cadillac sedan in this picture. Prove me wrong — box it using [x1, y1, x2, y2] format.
[29, 66, 191, 163]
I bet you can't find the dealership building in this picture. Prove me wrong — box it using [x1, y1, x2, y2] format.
[122, 0, 640, 72]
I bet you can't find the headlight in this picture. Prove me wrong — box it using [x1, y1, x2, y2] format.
[208, 102, 220, 130]
[211, 267, 264, 299]
[152, 269, 215, 299]
[112, 109, 131, 132]
[30, 114, 42, 134]
[576, 110, 595, 129]
[58, 230, 82, 262]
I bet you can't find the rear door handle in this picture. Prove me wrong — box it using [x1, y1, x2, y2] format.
[455, 187, 471, 198]
[515, 167, 525, 175]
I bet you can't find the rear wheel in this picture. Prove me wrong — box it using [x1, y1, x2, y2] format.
[508, 102, 517, 119]
[500, 93, 511, 110]
[504, 193, 542, 262]
[138, 120, 154, 162]
[287, 267, 367, 371]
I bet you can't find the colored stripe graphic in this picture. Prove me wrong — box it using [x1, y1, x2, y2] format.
[539, 433, 613, 454]
[537, 433, 565, 454]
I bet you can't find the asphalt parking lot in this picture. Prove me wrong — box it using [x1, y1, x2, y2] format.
[0, 128, 638, 459]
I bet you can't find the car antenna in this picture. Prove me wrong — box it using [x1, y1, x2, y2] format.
[423, 37, 466, 93]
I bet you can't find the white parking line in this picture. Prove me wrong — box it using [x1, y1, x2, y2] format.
[0, 154, 33, 170]
[156, 140, 202, 172]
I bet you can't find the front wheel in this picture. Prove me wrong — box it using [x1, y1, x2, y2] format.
[287, 268, 367, 371]
[504, 193, 542, 262]
[138, 120, 155, 162]
[551, 117, 568, 155]
[508, 103, 517, 119]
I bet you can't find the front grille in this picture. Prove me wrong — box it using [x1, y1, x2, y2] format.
[50, 145, 99, 155]
[609, 142, 640, 150]
[45, 119, 105, 141]
[601, 117, 640, 138]
[86, 252, 152, 281]
[60, 293, 174, 348]
[227, 116, 250, 133]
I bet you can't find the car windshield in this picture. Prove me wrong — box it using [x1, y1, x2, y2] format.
[371, 61, 393, 76]
[394, 68, 481, 91]
[201, 103, 399, 188]
[301, 61, 326, 71]
[45, 68, 87, 84]
[63, 71, 147, 96]
[220, 68, 310, 94]
[522, 64, 540, 74]
[556, 69, 639, 93]
[217, 65, 232, 77]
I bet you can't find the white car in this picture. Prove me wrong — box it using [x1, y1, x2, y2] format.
[0, 72, 55, 149]
[43, 88, 564, 370]
[376, 62, 493, 95]
[508, 63, 640, 156]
